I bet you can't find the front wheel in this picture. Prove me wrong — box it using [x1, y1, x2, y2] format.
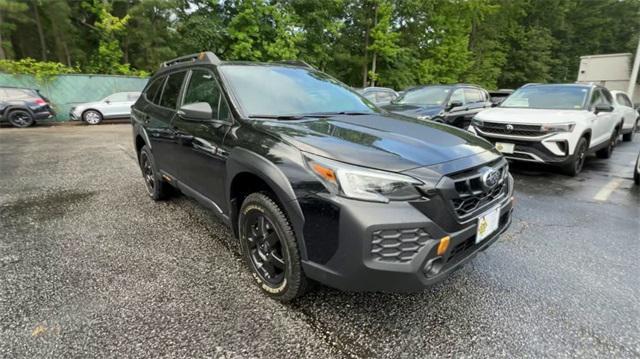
[83, 110, 103, 125]
[7, 109, 35, 128]
[564, 137, 588, 177]
[239, 192, 308, 302]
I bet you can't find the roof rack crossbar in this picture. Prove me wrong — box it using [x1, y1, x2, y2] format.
[160, 51, 221, 69]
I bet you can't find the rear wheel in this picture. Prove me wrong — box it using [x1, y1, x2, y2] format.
[139, 145, 170, 201]
[623, 119, 638, 142]
[596, 128, 618, 159]
[239, 192, 308, 302]
[7, 109, 35, 128]
[635, 155, 640, 185]
[83, 110, 103, 125]
[564, 137, 587, 177]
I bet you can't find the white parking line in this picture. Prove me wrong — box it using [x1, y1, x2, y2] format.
[593, 178, 624, 202]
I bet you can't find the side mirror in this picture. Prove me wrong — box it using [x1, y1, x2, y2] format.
[105, 100, 111, 104]
[178, 102, 213, 121]
[594, 104, 613, 114]
[448, 100, 463, 110]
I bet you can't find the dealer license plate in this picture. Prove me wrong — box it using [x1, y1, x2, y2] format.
[495, 142, 515, 154]
[476, 207, 500, 243]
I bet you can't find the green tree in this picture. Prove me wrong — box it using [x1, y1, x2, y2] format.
[0, 0, 28, 59]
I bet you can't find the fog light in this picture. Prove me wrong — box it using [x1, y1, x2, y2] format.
[437, 236, 450, 256]
[424, 257, 444, 276]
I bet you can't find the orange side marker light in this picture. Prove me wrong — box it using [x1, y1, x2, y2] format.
[437, 236, 450, 256]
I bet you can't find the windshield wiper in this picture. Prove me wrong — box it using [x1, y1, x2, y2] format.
[248, 114, 306, 121]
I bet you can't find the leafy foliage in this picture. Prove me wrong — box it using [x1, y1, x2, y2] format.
[0, 58, 78, 81]
[0, 0, 638, 89]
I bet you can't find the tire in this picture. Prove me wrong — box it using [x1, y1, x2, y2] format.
[623, 119, 638, 142]
[7, 109, 35, 128]
[139, 145, 170, 201]
[239, 192, 308, 302]
[83, 110, 103, 125]
[635, 155, 640, 185]
[563, 137, 588, 177]
[596, 128, 618, 159]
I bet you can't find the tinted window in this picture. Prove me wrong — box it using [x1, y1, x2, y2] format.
[159, 72, 186, 109]
[104, 92, 129, 102]
[145, 77, 165, 104]
[397, 86, 451, 106]
[449, 88, 465, 105]
[4, 88, 36, 99]
[220, 65, 375, 117]
[464, 88, 484, 103]
[502, 85, 589, 110]
[616, 93, 632, 107]
[183, 69, 220, 113]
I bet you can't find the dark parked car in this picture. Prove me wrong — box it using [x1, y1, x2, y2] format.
[0, 86, 55, 127]
[488, 89, 514, 106]
[383, 84, 493, 129]
[131, 52, 514, 301]
[356, 86, 399, 106]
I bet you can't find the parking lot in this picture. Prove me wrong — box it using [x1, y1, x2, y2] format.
[1, 123, 638, 357]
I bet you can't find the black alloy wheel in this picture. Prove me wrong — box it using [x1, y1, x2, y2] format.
[7, 110, 35, 128]
[138, 145, 169, 201]
[239, 192, 308, 301]
[243, 211, 286, 286]
[565, 137, 587, 177]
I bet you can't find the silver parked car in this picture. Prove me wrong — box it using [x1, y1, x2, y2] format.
[69, 91, 140, 125]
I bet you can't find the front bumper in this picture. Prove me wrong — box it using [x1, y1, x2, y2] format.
[299, 175, 514, 292]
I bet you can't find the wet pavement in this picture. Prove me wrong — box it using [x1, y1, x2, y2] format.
[1, 124, 638, 358]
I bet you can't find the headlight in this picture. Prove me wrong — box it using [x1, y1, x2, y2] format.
[471, 118, 484, 127]
[541, 122, 575, 133]
[417, 115, 431, 121]
[305, 154, 423, 203]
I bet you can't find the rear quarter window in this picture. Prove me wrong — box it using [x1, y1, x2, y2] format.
[145, 77, 165, 104]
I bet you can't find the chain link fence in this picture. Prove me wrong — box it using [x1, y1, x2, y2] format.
[0, 73, 149, 121]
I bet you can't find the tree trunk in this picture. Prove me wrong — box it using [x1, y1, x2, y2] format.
[32, 1, 47, 61]
[370, 4, 378, 87]
[362, 11, 371, 87]
[0, 12, 5, 60]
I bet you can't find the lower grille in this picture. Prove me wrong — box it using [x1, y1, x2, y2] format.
[371, 228, 431, 263]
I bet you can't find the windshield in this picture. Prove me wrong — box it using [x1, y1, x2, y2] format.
[395, 86, 451, 106]
[219, 65, 376, 117]
[501, 86, 589, 110]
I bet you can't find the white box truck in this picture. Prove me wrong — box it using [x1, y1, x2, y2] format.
[577, 53, 640, 103]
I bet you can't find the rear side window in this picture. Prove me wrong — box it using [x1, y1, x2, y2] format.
[159, 72, 186, 109]
[617, 93, 632, 107]
[4, 88, 35, 100]
[145, 77, 165, 104]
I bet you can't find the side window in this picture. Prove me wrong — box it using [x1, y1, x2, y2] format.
[601, 89, 613, 105]
[105, 92, 128, 102]
[376, 91, 394, 104]
[590, 89, 604, 108]
[464, 89, 483, 104]
[159, 71, 186, 109]
[183, 69, 230, 122]
[145, 77, 165, 104]
[450, 89, 466, 105]
[617, 94, 632, 107]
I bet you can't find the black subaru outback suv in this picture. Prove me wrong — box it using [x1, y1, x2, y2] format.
[131, 52, 514, 301]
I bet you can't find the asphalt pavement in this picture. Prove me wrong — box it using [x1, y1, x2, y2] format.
[1, 124, 638, 358]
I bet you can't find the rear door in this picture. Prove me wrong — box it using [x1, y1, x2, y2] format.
[170, 68, 233, 210]
[102, 92, 131, 117]
[615, 92, 637, 128]
[144, 72, 187, 174]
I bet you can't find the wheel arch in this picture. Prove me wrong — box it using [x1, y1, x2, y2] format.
[81, 108, 103, 121]
[226, 148, 306, 257]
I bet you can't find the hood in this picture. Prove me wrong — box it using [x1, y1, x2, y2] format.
[252, 113, 494, 172]
[382, 104, 445, 118]
[475, 107, 589, 124]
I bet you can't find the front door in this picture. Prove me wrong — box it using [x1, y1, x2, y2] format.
[171, 68, 232, 212]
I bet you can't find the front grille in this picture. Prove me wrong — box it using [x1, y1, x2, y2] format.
[371, 228, 431, 262]
[477, 121, 544, 137]
[447, 163, 508, 218]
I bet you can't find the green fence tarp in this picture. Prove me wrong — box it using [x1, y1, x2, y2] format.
[0, 73, 149, 121]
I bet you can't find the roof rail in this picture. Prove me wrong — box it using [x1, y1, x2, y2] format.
[273, 60, 314, 69]
[160, 51, 221, 69]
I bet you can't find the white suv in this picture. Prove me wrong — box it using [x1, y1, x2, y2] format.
[470, 84, 623, 176]
[610, 90, 638, 141]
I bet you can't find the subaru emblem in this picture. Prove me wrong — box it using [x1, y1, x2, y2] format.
[481, 168, 500, 190]
[505, 124, 514, 133]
